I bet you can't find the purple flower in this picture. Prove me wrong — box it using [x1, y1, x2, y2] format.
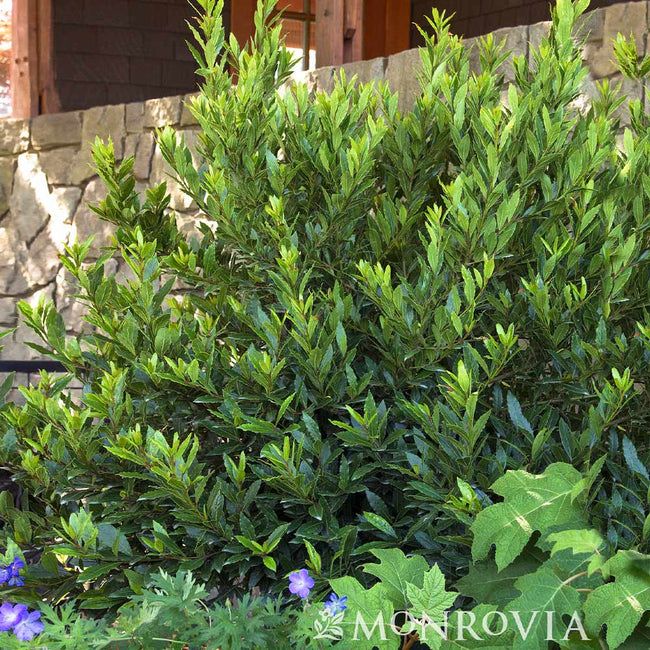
[323, 592, 347, 616]
[8, 558, 25, 587]
[13, 610, 44, 641]
[288, 568, 314, 599]
[0, 557, 25, 587]
[0, 603, 28, 632]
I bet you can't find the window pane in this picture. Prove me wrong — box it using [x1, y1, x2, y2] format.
[281, 18, 316, 71]
[276, 0, 316, 71]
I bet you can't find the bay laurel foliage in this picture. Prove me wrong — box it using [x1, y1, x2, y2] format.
[0, 0, 649, 616]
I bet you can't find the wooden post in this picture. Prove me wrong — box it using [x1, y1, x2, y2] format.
[316, 0, 411, 68]
[302, 0, 312, 70]
[11, 0, 37, 117]
[37, 0, 58, 114]
[316, 0, 345, 67]
[11, 0, 58, 117]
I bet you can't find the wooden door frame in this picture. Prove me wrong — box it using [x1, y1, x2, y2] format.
[316, 0, 410, 67]
[11, 0, 59, 118]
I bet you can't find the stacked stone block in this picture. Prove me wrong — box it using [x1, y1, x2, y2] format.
[0, 94, 201, 363]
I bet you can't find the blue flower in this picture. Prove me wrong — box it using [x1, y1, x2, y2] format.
[288, 568, 314, 599]
[0, 602, 28, 632]
[323, 592, 347, 616]
[0, 557, 25, 587]
[13, 610, 44, 641]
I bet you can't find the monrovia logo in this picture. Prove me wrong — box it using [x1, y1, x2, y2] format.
[314, 608, 590, 643]
[313, 608, 346, 641]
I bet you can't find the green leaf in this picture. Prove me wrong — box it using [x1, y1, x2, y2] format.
[584, 551, 650, 649]
[363, 548, 429, 610]
[471, 463, 585, 570]
[76, 562, 121, 583]
[336, 321, 348, 356]
[0, 373, 13, 403]
[440, 604, 517, 648]
[531, 428, 552, 462]
[456, 552, 542, 608]
[124, 569, 144, 595]
[547, 529, 605, 575]
[276, 392, 295, 421]
[97, 523, 132, 556]
[507, 392, 533, 434]
[406, 564, 457, 620]
[264, 523, 289, 552]
[622, 436, 649, 480]
[304, 539, 322, 574]
[571, 455, 606, 502]
[363, 512, 397, 538]
[78, 597, 115, 610]
[507, 566, 583, 649]
[235, 535, 264, 553]
[328, 577, 395, 650]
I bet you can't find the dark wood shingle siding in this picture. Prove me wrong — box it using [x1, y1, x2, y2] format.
[53, 0, 231, 111]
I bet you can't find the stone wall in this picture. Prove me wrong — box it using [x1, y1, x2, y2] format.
[0, 1, 647, 367]
[0, 94, 201, 363]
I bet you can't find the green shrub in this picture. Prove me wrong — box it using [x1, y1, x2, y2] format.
[0, 0, 649, 613]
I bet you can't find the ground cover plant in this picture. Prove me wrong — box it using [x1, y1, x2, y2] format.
[0, 0, 649, 646]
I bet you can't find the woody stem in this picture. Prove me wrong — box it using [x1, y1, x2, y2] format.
[402, 633, 419, 650]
